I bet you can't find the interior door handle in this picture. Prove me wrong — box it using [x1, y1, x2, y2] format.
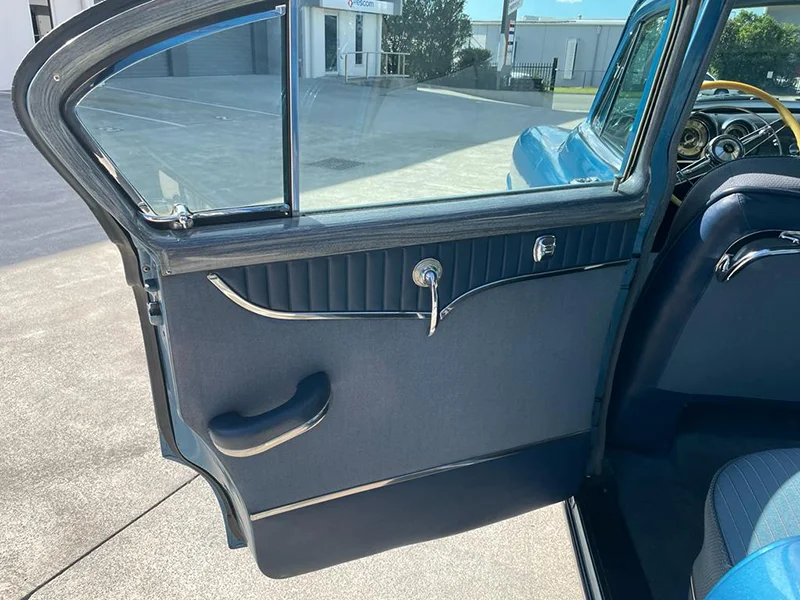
[208, 372, 331, 458]
[413, 258, 443, 336]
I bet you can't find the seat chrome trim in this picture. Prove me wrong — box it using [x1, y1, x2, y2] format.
[217, 396, 330, 458]
[716, 247, 800, 282]
[208, 260, 629, 322]
[249, 434, 586, 522]
[715, 230, 800, 282]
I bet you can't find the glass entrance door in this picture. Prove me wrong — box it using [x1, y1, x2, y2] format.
[324, 14, 338, 73]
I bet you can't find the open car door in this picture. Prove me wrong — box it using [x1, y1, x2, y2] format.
[13, 0, 696, 578]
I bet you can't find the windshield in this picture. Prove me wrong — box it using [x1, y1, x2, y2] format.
[698, 4, 800, 102]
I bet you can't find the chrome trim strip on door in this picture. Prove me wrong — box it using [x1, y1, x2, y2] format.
[207, 260, 629, 322]
[207, 273, 428, 320]
[439, 260, 628, 319]
[249, 435, 585, 522]
[216, 396, 331, 458]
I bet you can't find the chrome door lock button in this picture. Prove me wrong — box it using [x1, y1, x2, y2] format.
[533, 235, 557, 262]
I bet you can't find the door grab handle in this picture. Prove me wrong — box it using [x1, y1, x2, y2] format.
[413, 258, 443, 336]
[208, 372, 331, 458]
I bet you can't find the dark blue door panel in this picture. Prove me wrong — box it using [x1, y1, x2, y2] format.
[251, 433, 589, 578]
[156, 226, 629, 575]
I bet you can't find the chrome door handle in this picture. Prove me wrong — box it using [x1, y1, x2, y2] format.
[413, 258, 443, 336]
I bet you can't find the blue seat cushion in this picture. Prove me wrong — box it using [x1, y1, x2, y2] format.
[692, 448, 800, 599]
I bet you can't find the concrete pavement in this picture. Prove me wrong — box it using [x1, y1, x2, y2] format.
[0, 94, 586, 599]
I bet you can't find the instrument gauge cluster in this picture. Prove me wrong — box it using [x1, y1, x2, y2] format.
[722, 119, 754, 139]
[678, 114, 715, 160]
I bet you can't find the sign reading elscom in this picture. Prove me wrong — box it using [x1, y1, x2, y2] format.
[318, 0, 401, 15]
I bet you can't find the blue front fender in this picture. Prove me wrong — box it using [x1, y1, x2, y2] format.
[508, 125, 617, 190]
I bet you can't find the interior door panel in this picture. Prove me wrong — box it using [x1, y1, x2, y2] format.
[158, 228, 629, 574]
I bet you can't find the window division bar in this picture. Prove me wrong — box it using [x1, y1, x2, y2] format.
[281, 1, 301, 215]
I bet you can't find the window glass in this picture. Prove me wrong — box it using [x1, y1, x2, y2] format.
[596, 14, 667, 151]
[74, 2, 673, 220]
[297, 0, 655, 212]
[74, 12, 285, 216]
[705, 5, 800, 101]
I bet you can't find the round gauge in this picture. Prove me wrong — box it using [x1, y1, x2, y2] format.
[723, 119, 753, 139]
[678, 118, 712, 159]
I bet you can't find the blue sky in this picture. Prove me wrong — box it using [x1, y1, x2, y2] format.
[465, 0, 638, 21]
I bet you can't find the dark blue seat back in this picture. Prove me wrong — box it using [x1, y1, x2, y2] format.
[610, 157, 800, 451]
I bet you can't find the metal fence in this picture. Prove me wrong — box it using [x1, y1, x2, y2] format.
[506, 59, 559, 92]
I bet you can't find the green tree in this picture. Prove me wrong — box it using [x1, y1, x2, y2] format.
[709, 11, 800, 91]
[383, 0, 473, 82]
[456, 47, 492, 70]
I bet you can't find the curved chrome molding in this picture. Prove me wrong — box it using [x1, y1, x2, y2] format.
[715, 230, 800, 282]
[716, 247, 800, 282]
[207, 273, 428, 320]
[248, 436, 587, 521]
[717, 229, 786, 257]
[218, 398, 330, 458]
[439, 260, 628, 319]
[208, 260, 628, 323]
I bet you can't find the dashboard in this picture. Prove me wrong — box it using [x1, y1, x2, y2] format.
[678, 99, 800, 162]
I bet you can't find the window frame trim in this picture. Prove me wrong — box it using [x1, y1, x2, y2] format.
[64, 6, 294, 229]
[588, 1, 676, 165]
[598, 14, 670, 154]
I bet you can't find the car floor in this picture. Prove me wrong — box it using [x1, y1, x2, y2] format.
[608, 404, 800, 600]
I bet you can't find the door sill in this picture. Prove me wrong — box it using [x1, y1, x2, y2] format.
[568, 479, 654, 600]
[565, 497, 604, 600]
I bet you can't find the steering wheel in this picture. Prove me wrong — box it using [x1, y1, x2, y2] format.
[675, 80, 800, 192]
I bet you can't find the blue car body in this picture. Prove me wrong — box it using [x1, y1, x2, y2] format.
[508, 123, 618, 189]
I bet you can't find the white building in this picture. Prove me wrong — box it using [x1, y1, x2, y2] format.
[300, 0, 402, 78]
[0, 0, 403, 90]
[470, 18, 625, 88]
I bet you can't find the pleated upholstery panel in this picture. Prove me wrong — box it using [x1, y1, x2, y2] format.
[714, 448, 800, 562]
[692, 448, 800, 599]
[215, 219, 639, 313]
